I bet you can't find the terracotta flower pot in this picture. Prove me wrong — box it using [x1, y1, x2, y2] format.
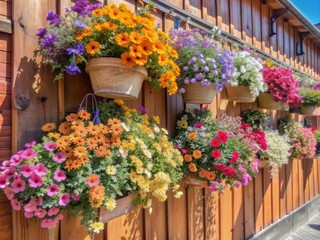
[258, 93, 289, 111]
[300, 106, 318, 116]
[86, 58, 148, 100]
[98, 191, 137, 223]
[226, 85, 256, 103]
[182, 82, 218, 104]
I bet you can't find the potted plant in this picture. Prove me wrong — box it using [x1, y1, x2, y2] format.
[36, 1, 180, 99]
[0, 99, 183, 236]
[227, 50, 267, 103]
[169, 27, 235, 104]
[242, 109, 271, 131]
[299, 87, 320, 115]
[173, 109, 267, 192]
[258, 68, 302, 110]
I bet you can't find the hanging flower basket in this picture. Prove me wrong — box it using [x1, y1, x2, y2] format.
[184, 174, 206, 188]
[258, 93, 289, 111]
[86, 58, 148, 100]
[226, 85, 256, 103]
[258, 160, 269, 169]
[182, 82, 218, 104]
[300, 106, 318, 116]
[98, 192, 137, 223]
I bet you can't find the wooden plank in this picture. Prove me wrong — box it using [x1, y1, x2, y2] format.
[289, 24, 296, 68]
[279, 166, 287, 218]
[205, 190, 220, 240]
[241, 0, 253, 44]
[304, 159, 310, 203]
[286, 160, 293, 214]
[202, 0, 216, 25]
[298, 159, 304, 206]
[216, 0, 230, 32]
[188, 187, 204, 240]
[0, 149, 10, 160]
[254, 172, 264, 234]
[244, 181, 255, 239]
[0, 215, 12, 240]
[229, 0, 241, 38]
[0, 19, 12, 34]
[263, 168, 272, 228]
[232, 186, 244, 240]
[276, 18, 284, 61]
[0, 201, 11, 216]
[261, 1, 270, 54]
[309, 158, 315, 200]
[0, 1, 12, 18]
[0, 62, 11, 78]
[0, 33, 11, 51]
[252, 0, 262, 49]
[283, 18, 290, 65]
[0, 126, 11, 137]
[185, 0, 201, 18]
[0, 50, 12, 64]
[219, 186, 232, 239]
[313, 159, 319, 196]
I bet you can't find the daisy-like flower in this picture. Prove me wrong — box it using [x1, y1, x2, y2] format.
[115, 32, 131, 47]
[86, 174, 100, 187]
[41, 123, 56, 132]
[121, 52, 136, 68]
[106, 165, 117, 175]
[85, 41, 100, 55]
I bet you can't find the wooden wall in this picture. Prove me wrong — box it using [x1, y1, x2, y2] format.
[5, 0, 320, 239]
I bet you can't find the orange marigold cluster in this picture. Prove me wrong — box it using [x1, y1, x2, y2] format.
[89, 185, 105, 208]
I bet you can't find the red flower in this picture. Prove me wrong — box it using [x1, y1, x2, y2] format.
[241, 124, 250, 130]
[229, 152, 240, 163]
[212, 149, 222, 159]
[217, 131, 228, 143]
[215, 163, 226, 170]
[194, 122, 203, 128]
[210, 138, 220, 147]
[223, 167, 237, 177]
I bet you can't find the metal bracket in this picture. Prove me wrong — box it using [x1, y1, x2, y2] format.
[270, 8, 288, 36]
[296, 32, 310, 56]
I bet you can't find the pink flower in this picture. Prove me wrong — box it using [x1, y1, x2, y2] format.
[28, 174, 43, 188]
[16, 150, 24, 155]
[9, 154, 22, 166]
[41, 219, 56, 229]
[24, 198, 38, 212]
[44, 142, 57, 152]
[52, 152, 66, 163]
[53, 213, 64, 224]
[11, 178, 26, 193]
[24, 211, 34, 218]
[0, 160, 10, 170]
[181, 148, 189, 154]
[25, 141, 36, 148]
[217, 131, 228, 143]
[11, 198, 21, 211]
[212, 149, 222, 159]
[229, 152, 240, 164]
[21, 148, 36, 159]
[210, 138, 220, 147]
[86, 175, 100, 187]
[4, 166, 16, 179]
[4, 187, 14, 200]
[37, 197, 43, 206]
[34, 163, 48, 177]
[34, 208, 47, 219]
[71, 193, 81, 201]
[47, 184, 60, 197]
[48, 207, 60, 216]
[58, 193, 70, 206]
[194, 122, 203, 128]
[20, 165, 35, 178]
[53, 169, 66, 182]
[0, 174, 7, 189]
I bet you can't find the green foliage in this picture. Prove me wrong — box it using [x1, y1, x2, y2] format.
[242, 109, 270, 131]
[300, 88, 320, 107]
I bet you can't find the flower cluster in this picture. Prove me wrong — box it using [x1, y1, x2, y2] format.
[299, 87, 320, 107]
[173, 109, 267, 192]
[260, 131, 291, 168]
[262, 68, 302, 108]
[169, 28, 235, 93]
[0, 100, 183, 236]
[230, 51, 267, 97]
[36, 0, 180, 95]
[242, 109, 271, 131]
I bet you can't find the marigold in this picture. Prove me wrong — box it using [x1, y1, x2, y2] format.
[58, 122, 71, 135]
[121, 52, 136, 68]
[89, 185, 105, 208]
[189, 163, 197, 173]
[73, 146, 87, 158]
[192, 150, 202, 159]
[41, 123, 56, 132]
[188, 132, 197, 140]
[183, 154, 193, 162]
[83, 27, 93, 37]
[115, 33, 131, 47]
[85, 41, 100, 55]
[199, 169, 208, 178]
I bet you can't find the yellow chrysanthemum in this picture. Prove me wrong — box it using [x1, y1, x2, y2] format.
[106, 165, 117, 175]
[105, 197, 117, 211]
[90, 222, 104, 234]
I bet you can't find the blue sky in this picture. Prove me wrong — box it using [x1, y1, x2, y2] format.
[290, 0, 320, 24]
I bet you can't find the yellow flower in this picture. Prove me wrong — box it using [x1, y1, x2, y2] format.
[158, 54, 169, 66]
[85, 41, 100, 55]
[101, 22, 118, 30]
[130, 171, 138, 182]
[105, 197, 117, 211]
[152, 115, 160, 124]
[90, 222, 104, 234]
[106, 165, 117, 175]
[129, 45, 143, 57]
[83, 27, 92, 37]
[115, 32, 131, 47]
[41, 123, 56, 132]
[48, 132, 61, 139]
[177, 120, 188, 129]
[134, 54, 148, 66]
[121, 52, 136, 68]
[130, 32, 143, 44]
[153, 40, 166, 54]
[168, 81, 178, 95]
[142, 29, 157, 42]
[92, 9, 104, 17]
[114, 99, 124, 105]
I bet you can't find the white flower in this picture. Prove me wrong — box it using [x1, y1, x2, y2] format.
[119, 147, 128, 158]
[154, 126, 160, 133]
[121, 122, 130, 132]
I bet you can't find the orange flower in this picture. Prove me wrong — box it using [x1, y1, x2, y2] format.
[134, 54, 148, 66]
[129, 45, 143, 57]
[157, 29, 169, 40]
[109, 7, 122, 19]
[41, 123, 56, 132]
[83, 27, 92, 37]
[75, 33, 84, 41]
[62, 147, 73, 157]
[192, 150, 202, 159]
[108, 118, 121, 126]
[168, 81, 178, 95]
[189, 163, 197, 173]
[183, 154, 193, 162]
[86, 174, 100, 186]
[130, 32, 143, 44]
[73, 146, 88, 158]
[199, 169, 208, 178]
[66, 113, 78, 122]
[74, 137, 85, 146]
[101, 22, 117, 30]
[95, 146, 112, 158]
[64, 160, 73, 172]
[58, 122, 71, 135]
[92, 9, 103, 17]
[86, 137, 98, 150]
[89, 185, 105, 208]
[110, 124, 123, 136]
[140, 40, 153, 55]
[121, 52, 136, 68]
[93, 22, 102, 31]
[78, 109, 91, 120]
[160, 71, 175, 88]
[85, 41, 100, 55]
[206, 172, 216, 181]
[153, 40, 166, 54]
[111, 136, 121, 147]
[188, 132, 197, 140]
[158, 54, 169, 66]
[169, 48, 179, 59]
[56, 136, 70, 150]
[142, 29, 157, 42]
[115, 33, 131, 47]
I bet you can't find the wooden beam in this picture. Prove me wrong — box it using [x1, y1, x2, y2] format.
[0, 19, 12, 34]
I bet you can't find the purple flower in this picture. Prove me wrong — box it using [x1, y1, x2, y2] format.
[36, 28, 47, 38]
[204, 66, 209, 73]
[74, 20, 87, 29]
[10, 154, 22, 166]
[183, 66, 189, 71]
[58, 193, 70, 206]
[66, 43, 84, 55]
[200, 59, 206, 64]
[71, 0, 89, 17]
[21, 165, 35, 178]
[66, 64, 81, 75]
[44, 142, 57, 152]
[22, 148, 36, 160]
[46, 11, 60, 25]
[190, 78, 196, 83]
[25, 141, 36, 148]
[88, 2, 102, 11]
[196, 73, 205, 80]
[34, 163, 48, 177]
[315, 84, 320, 90]
[184, 78, 190, 84]
[53, 169, 66, 182]
[28, 174, 43, 188]
[240, 173, 252, 185]
[41, 34, 56, 50]
[213, 70, 219, 75]
[193, 66, 199, 72]
[47, 184, 60, 197]
[200, 80, 210, 86]
[215, 81, 224, 92]
[11, 178, 26, 193]
[137, 106, 147, 114]
[53, 152, 66, 163]
[179, 88, 185, 93]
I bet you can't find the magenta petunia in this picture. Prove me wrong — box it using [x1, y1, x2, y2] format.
[20, 165, 35, 178]
[71, 193, 81, 201]
[11, 198, 21, 211]
[44, 142, 57, 152]
[24, 198, 38, 212]
[34, 208, 47, 219]
[194, 122, 203, 128]
[53, 213, 64, 224]
[24, 211, 34, 218]
[25, 140, 36, 148]
[48, 207, 60, 216]
[0, 160, 10, 170]
[46, 184, 60, 197]
[4, 187, 14, 200]
[9, 154, 22, 166]
[28, 174, 44, 188]
[210, 138, 220, 147]
[4, 166, 16, 179]
[37, 197, 43, 206]
[52, 152, 66, 163]
[58, 193, 70, 206]
[21, 148, 36, 159]
[11, 178, 26, 193]
[53, 169, 66, 182]
[0, 174, 7, 189]
[41, 219, 56, 229]
[34, 163, 48, 177]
